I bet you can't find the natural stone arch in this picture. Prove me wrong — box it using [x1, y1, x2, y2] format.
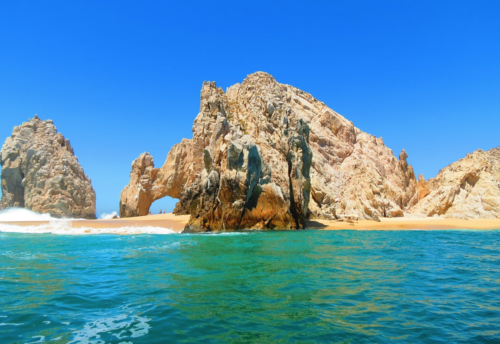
[119, 138, 196, 217]
[149, 195, 178, 215]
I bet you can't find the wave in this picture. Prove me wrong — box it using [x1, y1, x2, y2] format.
[0, 223, 176, 235]
[187, 231, 250, 236]
[69, 312, 151, 343]
[0, 208, 59, 222]
[100, 211, 119, 219]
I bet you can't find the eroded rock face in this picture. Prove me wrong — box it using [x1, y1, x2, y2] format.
[119, 138, 195, 218]
[120, 72, 420, 228]
[409, 147, 500, 219]
[120, 75, 312, 231]
[0, 116, 96, 218]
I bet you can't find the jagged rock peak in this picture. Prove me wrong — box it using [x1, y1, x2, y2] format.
[410, 147, 500, 219]
[120, 72, 312, 231]
[120, 71, 422, 227]
[243, 71, 276, 83]
[489, 147, 500, 160]
[0, 116, 96, 219]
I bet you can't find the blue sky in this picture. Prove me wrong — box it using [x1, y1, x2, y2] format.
[1, 1, 499, 217]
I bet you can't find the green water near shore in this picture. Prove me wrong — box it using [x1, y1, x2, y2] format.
[1, 230, 499, 343]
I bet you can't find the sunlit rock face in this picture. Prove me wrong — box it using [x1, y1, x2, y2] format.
[0, 116, 96, 219]
[120, 73, 312, 231]
[409, 147, 500, 219]
[120, 72, 422, 229]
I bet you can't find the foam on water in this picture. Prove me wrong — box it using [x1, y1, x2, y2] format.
[186, 231, 250, 236]
[100, 211, 119, 219]
[69, 312, 151, 343]
[0, 208, 59, 222]
[0, 223, 176, 235]
[0, 208, 175, 235]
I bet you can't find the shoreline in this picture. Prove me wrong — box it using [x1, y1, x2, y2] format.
[308, 217, 500, 231]
[0, 214, 190, 233]
[0, 213, 499, 233]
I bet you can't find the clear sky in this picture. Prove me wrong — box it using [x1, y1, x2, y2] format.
[1, 1, 499, 217]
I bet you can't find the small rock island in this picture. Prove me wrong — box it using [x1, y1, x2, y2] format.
[0, 116, 96, 219]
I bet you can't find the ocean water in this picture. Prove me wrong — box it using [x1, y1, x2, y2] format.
[0, 229, 499, 343]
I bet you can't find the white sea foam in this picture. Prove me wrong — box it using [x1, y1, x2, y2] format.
[190, 231, 250, 236]
[28, 335, 45, 343]
[69, 313, 151, 343]
[0, 223, 176, 235]
[213, 232, 249, 235]
[0, 323, 24, 326]
[100, 211, 119, 219]
[0, 208, 58, 222]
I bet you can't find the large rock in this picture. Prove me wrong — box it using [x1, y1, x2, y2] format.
[120, 72, 419, 228]
[280, 84, 418, 220]
[0, 116, 96, 218]
[120, 74, 312, 231]
[409, 147, 500, 219]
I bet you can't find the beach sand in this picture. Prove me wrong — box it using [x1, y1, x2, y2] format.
[307, 217, 500, 230]
[0, 213, 190, 233]
[1, 214, 500, 233]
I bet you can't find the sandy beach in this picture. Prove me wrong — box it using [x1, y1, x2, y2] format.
[1, 213, 500, 233]
[307, 217, 500, 230]
[0, 213, 190, 233]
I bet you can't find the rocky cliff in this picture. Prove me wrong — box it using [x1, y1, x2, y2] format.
[120, 72, 419, 229]
[409, 147, 500, 219]
[0, 116, 96, 219]
[120, 74, 312, 231]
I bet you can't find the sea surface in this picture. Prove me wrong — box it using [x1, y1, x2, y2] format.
[1, 229, 500, 343]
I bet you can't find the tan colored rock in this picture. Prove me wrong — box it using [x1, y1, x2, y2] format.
[120, 75, 312, 231]
[119, 152, 159, 217]
[120, 72, 418, 228]
[409, 147, 500, 219]
[416, 174, 430, 201]
[0, 116, 96, 218]
[119, 139, 195, 217]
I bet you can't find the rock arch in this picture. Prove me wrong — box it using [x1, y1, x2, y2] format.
[119, 138, 195, 217]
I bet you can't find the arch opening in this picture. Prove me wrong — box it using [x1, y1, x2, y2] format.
[149, 195, 178, 215]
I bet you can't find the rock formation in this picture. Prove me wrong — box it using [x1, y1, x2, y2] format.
[120, 75, 312, 231]
[0, 116, 96, 219]
[120, 72, 421, 229]
[409, 147, 500, 219]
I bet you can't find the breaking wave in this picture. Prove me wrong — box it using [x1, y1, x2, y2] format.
[0, 208, 177, 235]
[0, 209, 174, 235]
[0, 223, 176, 235]
[198, 232, 250, 236]
[0, 222, 176, 235]
[100, 211, 119, 219]
[0, 208, 59, 222]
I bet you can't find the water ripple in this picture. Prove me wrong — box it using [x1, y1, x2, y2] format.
[0, 230, 499, 343]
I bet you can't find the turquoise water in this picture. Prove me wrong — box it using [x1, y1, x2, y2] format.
[1, 230, 500, 343]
